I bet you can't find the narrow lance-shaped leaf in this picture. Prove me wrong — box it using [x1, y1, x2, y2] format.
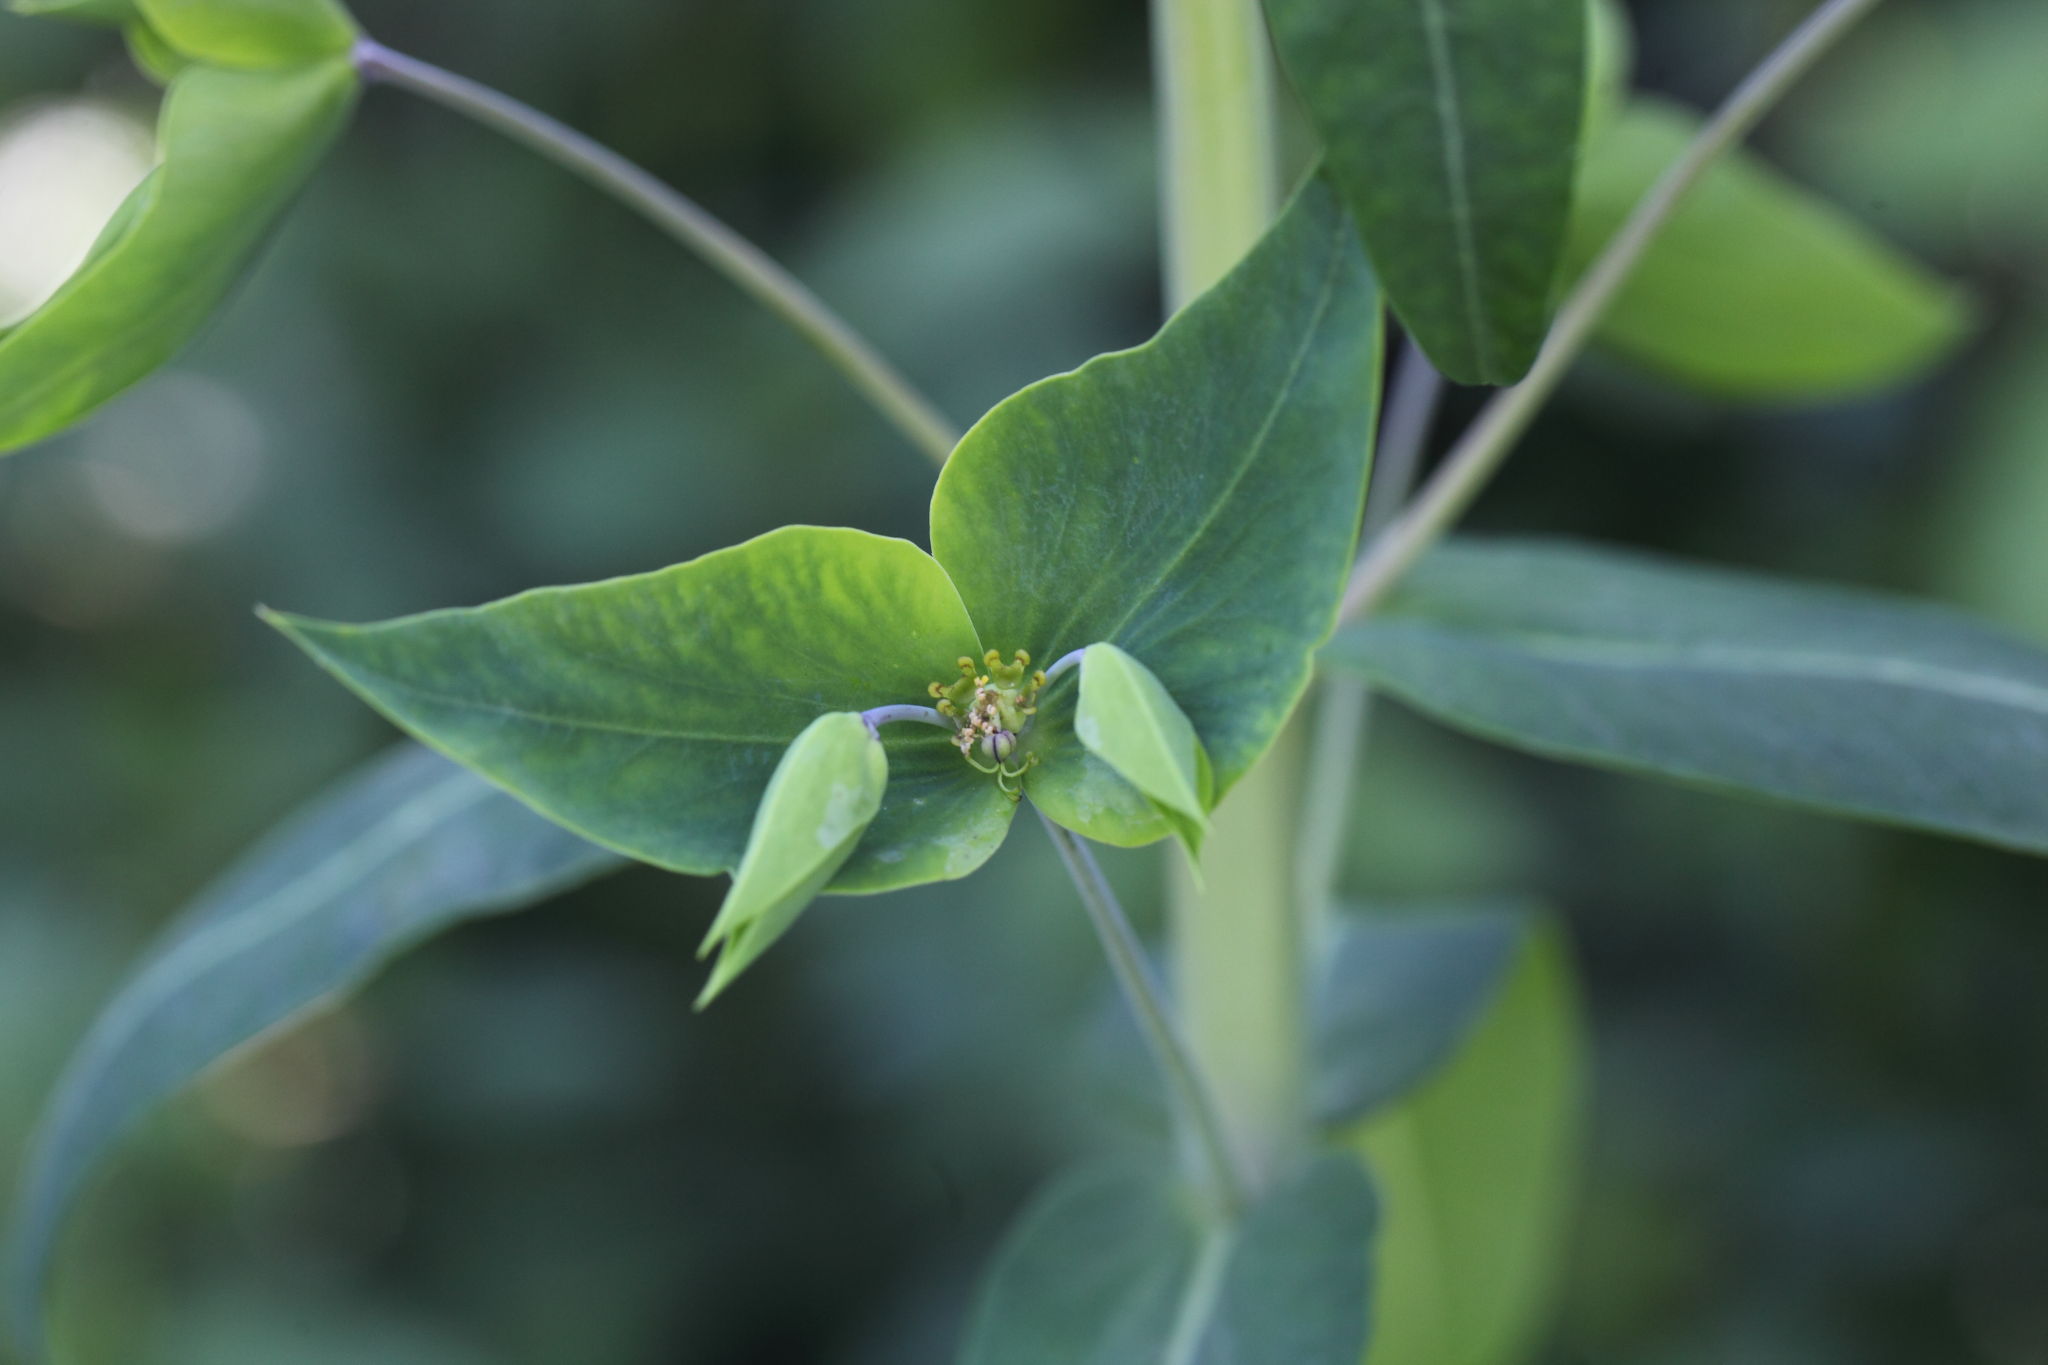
[697, 712, 887, 1007]
[265, 525, 1014, 893]
[1264, 0, 1586, 385]
[137, 0, 358, 70]
[4, 745, 624, 1360]
[933, 173, 1381, 848]
[959, 1155, 1378, 1365]
[1073, 643, 1212, 862]
[1345, 913, 1583, 1365]
[0, 57, 358, 455]
[1565, 98, 1971, 399]
[7, 0, 135, 21]
[1326, 538, 2048, 857]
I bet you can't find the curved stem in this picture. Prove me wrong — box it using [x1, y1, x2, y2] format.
[351, 38, 961, 468]
[860, 704, 952, 735]
[1339, 0, 1886, 620]
[1040, 814, 1249, 1214]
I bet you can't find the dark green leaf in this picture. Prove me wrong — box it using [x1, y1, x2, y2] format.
[697, 712, 887, 1006]
[1074, 643, 1212, 860]
[1564, 98, 1971, 399]
[265, 526, 1015, 891]
[1345, 915, 1582, 1365]
[1264, 0, 1585, 385]
[1311, 904, 1530, 1125]
[933, 175, 1381, 847]
[5, 745, 622, 1360]
[960, 1155, 1376, 1365]
[137, 0, 357, 69]
[0, 59, 358, 455]
[1327, 538, 2048, 856]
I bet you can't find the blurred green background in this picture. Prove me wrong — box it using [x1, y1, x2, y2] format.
[2, 0, 2046, 1360]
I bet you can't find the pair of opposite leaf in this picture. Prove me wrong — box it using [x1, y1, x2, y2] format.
[0, 0, 360, 453]
[266, 175, 1385, 1004]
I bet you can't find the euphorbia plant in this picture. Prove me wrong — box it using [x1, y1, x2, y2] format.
[8, 0, 2030, 1359]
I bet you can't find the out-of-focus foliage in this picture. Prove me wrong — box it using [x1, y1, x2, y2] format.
[2, 1, 2046, 1363]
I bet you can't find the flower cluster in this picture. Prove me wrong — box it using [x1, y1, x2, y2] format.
[929, 649, 1045, 795]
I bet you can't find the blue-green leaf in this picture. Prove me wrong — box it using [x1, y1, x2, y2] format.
[933, 174, 1381, 847]
[1327, 538, 2048, 856]
[5, 745, 622, 1359]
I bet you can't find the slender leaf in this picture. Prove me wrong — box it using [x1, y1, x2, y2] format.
[1311, 905, 1530, 1125]
[697, 712, 887, 1006]
[266, 525, 1015, 891]
[137, 0, 357, 68]
[1074, 643, 1212, 859]
[0, 58, 357, 455]
[7, 0, 136, 24]
[5, 745, 623, 1358]
[1326, 537, 2048, 856]
[1346, 916, 1582, 1365]
[960, 1155, 1376, 1365]
[1264, 0, 1586, 385]
[933, 174, 1381, 847]
[1565, 98, 1971, 399]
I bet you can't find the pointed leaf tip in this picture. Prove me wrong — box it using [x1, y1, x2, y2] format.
[696, 712, 887, 1008]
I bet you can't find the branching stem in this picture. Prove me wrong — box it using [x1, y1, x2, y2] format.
[351, 38, 961, 468]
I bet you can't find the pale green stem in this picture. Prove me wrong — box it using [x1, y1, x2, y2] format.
[1152, 0, 1304, 1191]
[351, 39, 961, 468]
[1296, 340, 1446, 943]
[1339, 0, 1887, 620]
[1040, 815, 1249, 1214]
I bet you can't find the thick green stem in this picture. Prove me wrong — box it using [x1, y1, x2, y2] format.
[1040, 816, 1248, 1213]
[1339, 0, 1887, 619]
[1152, 0, 1305, 1190]
[352, 39, 961, 468]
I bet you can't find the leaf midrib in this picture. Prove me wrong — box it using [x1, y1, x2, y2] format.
[1415, 0, 1495, 377]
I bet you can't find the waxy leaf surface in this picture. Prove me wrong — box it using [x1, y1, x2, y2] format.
[933, 175, 1381, 846]
[0, 58, 357, 454]
[268, 526, 1013, 892]
[1566, 99, 1970, 398]
[1265, 0, 1585, 384]
[1311, 905, 1530, 1125]
[1347, 914, 1582, 1365]
[1074, 643, 1211, 858]
[138, 0, 358, 68]
[959, 1155, 1376, 1365]
[698, 712, 887, 1005]
[5, 745, 622, 1359]
[1327, 538, 2048, 856]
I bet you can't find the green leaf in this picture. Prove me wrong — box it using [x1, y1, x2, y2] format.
[265, 526, 1015, 892]
[1326, 537, 2048, 856]
[126, 19, 195, 83]
[6, 0, 138, 25]
[959, 1155, 1377, 1365]
[1264, 0, 1586, 385]
[932, 174, 1381, 847]
[1564, 98, 1971, 399]
[1582, 0, 1633, 132]
[697, 712, 887, 1007]
[1311, 905, 1531, 1126]
[1073, 643, 1212, 861]
[4, 745, 622, 1360]
[137, 0, 357, 69]
[0, 58, 358, 456]
[1345, 916, 1582, 1365]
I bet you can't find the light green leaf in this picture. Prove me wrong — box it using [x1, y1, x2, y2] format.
[1564, 98, 1971, 399]
[1264, 0, 1586, 385]
[1311, 904, 1531, 1126]
[959, 1155, 1376, 1365]
[265, 526, 1015, 892]
[1582, 0, 1633, 132]
[1345, 916, 1582, 1365]
[1326, 537, 2048, 856]
[932, 174, 1381, 847]
[4, 745, 622, 1361]
[0, 58, 358, 456]
[697, 712, 887, 1006]
[137, 0, 357, 69]
[6, 0, 137, 25]
[126, 18, 194, 83]
[1073, 643, 1212, 860]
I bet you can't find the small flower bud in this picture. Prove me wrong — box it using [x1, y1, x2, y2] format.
[981, 730, 1017, 763]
